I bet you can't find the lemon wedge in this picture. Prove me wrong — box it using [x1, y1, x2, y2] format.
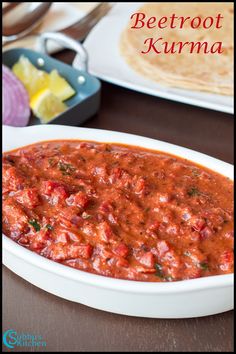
[49, 69, 75, 101]
[30, 89, 67, 123]
[12, 56, 49, 98]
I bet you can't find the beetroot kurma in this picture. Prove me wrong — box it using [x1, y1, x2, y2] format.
[2, 140, 234, 282]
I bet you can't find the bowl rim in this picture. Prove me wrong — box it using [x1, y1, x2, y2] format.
[2, 124, 234, 294]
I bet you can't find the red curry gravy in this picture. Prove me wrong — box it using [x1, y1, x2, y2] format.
[2, 140, 234, 282]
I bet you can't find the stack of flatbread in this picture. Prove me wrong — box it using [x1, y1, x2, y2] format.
[120, 3, 233, 95]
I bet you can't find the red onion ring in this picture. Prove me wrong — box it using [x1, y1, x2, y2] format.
[2, 65, 30, 127]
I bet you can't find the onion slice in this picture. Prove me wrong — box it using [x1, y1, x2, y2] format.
[2, 65, 30, 127]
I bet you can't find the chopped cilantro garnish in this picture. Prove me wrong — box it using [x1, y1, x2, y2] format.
[187, 187, 201, 197]
[48, 158, 55, 166]
[154, 263, 164, 279]
[200, 262, 209, 271]
[29, 219, 41, 232]
[45, 224, 53, 230]
[58, 161, 75, 175]
[154, 263, 172, 280]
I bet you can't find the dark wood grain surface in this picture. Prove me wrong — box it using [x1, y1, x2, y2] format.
[2, 50, 234, 352]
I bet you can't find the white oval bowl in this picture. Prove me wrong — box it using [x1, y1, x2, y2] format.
[2, 125, 234, 318]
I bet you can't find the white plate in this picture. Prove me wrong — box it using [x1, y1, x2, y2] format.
[83, 2, 234, 114]
[2, 125, 234, 318]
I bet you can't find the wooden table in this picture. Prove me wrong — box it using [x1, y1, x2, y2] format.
[3, 50, 234, 352]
